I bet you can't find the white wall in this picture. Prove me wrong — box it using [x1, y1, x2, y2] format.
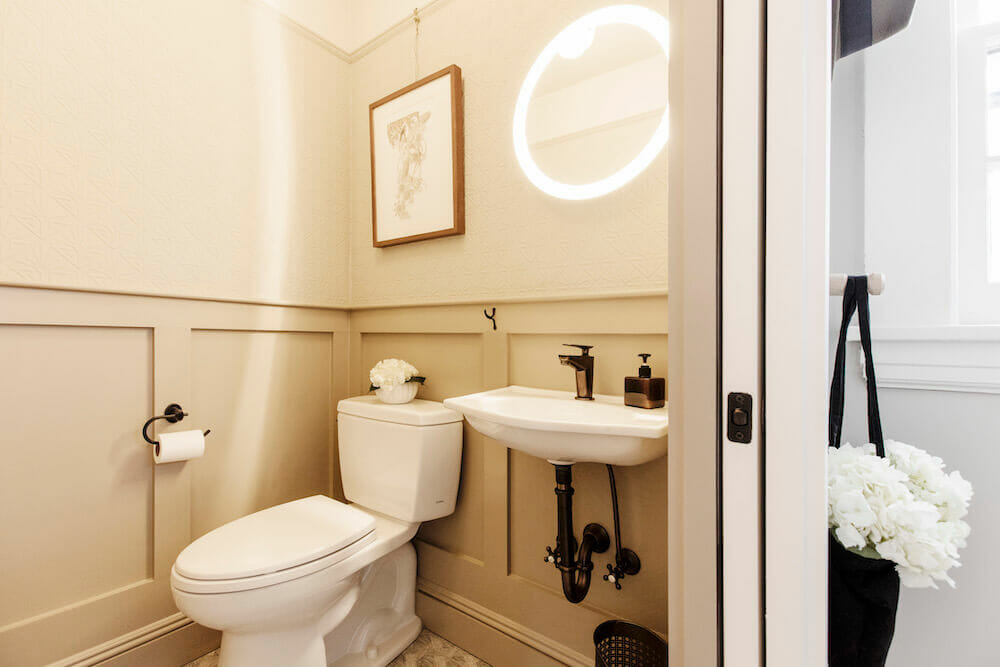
[830, 51, 866, 330]
[862, 0, 956, 328]
[837, 374, 999, 667]
[830, 2, 1000, 662]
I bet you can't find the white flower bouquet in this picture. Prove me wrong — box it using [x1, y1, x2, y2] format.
[828, 440, 972, 588]
[369, 358, 425, 404]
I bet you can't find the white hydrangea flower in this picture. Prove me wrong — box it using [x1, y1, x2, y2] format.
[369, 358, 420, 389]
[827, 440, 972, 589]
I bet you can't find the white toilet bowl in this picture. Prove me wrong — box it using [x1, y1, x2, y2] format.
[170, 397, 464, 667]
[172, 497, 423, 667]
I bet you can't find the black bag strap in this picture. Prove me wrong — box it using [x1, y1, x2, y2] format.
[829, 275, 885, 456]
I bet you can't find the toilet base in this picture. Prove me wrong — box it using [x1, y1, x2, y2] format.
[220, 624, 327, 667]
[325, 543, 421, 666]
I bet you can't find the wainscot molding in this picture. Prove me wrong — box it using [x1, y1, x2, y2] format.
[416, 579, 592, 667]
[0, 280, 353, 312]
[348, 287, 669, 310]
[49, 613, 195, 667]
[849, 326, 1000, 394]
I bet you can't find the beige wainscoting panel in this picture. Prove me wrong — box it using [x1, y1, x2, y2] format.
[359, 333, 486, 563]
[0, 323, 173, 665]
[0, 286, 348, 666]
[0, 287, 665, 664]
[190, 330, 335, 537]
[0, 325, 153, 628]
[352, 298, 668, 662]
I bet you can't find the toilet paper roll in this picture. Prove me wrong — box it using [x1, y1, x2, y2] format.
[154, 429, 205, 464]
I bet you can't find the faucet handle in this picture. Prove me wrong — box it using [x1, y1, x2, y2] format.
[544, 545, 558, 565]
[562, 344, 594, 355]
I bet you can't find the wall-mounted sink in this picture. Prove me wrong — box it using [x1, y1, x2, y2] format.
[443, 386, 667, 466]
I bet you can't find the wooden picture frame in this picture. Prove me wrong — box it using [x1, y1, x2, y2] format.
[369, 64, 465, 247]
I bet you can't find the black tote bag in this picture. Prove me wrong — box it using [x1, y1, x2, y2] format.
[828, 275, 900, 667]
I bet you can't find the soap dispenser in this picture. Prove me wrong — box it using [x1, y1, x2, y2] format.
[624, 354, 665, 409]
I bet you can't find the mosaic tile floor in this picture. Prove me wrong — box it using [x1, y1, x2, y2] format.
[183, 629, 490, 666]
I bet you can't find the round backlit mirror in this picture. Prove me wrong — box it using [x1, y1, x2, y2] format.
[513, 5, 669, 200]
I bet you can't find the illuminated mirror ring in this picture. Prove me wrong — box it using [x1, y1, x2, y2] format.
[513, 5, 670, 200]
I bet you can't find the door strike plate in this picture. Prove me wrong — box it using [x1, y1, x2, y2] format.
[727, 392, 752, 444]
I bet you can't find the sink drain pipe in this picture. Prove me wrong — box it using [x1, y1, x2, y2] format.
[545, 464, 610, 603]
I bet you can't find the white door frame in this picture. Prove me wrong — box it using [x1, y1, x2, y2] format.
[720, 1, 831, 665]
[763, 0, 831, 665]
[675, 2, 830, 663]
[667, 1, 723, 665]
[720, 0, 764, 664]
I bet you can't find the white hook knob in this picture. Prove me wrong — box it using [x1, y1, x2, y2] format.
[829, 273, 886, 296]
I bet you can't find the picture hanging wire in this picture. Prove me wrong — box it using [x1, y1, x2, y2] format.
[413, 8, 421, 81]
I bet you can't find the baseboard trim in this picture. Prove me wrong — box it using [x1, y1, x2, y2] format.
[417, 579, 591, 667]
[52, 614, 192, 667]
[49, 585, 588, 666]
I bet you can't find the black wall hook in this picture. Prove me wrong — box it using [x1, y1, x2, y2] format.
[142, 403, 211, 447]
[484, 307, 497, 330]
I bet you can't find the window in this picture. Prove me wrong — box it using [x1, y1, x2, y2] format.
[988, 48, 1000, 282]
[957, 0, 1000, 322]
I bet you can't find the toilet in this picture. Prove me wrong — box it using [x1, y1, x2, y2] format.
[170, 396, 464, 667]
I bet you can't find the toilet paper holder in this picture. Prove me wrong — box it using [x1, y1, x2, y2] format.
[142, 403, 211, 446]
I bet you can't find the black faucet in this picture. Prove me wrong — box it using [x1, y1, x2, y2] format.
[559, 344, 594, 400]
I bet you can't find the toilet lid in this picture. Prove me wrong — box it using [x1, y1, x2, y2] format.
[174, 495, 375, 581]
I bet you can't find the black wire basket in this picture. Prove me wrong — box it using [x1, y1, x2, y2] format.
[594, 620, 668, 666]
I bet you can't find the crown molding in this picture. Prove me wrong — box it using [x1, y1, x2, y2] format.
[250, 0, 452, 64]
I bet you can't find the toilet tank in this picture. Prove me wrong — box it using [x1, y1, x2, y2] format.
[337, 396, 464, 523]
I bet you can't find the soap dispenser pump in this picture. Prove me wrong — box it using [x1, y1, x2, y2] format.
[624, 354, 665, 409]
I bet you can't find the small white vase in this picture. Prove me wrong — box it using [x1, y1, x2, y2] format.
[375, 383, 419, 404]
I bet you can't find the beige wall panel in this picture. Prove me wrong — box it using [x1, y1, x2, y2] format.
[0, 0, 351, 307]
[359, 333, 486, 562]
[190, 330, 333, 537]
[0, 288, 347, 665]
[508, 333, 668, 635]
[0, 325, 153, 627]
[348, 0, 669, 307]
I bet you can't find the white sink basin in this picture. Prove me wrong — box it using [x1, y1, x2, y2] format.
[443, 386, 668, 466]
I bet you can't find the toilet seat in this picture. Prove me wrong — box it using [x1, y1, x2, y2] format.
[172, 495, 376, 594]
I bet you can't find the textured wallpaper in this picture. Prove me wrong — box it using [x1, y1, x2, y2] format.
[0, 0, 351, 307]
[0, 0, 667, 309]
[348, 0, 669, 307]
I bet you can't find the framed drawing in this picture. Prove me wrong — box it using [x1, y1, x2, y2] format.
[369, 64, 465, 247]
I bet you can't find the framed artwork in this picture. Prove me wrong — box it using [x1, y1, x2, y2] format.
[369, 64, 465, 247]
